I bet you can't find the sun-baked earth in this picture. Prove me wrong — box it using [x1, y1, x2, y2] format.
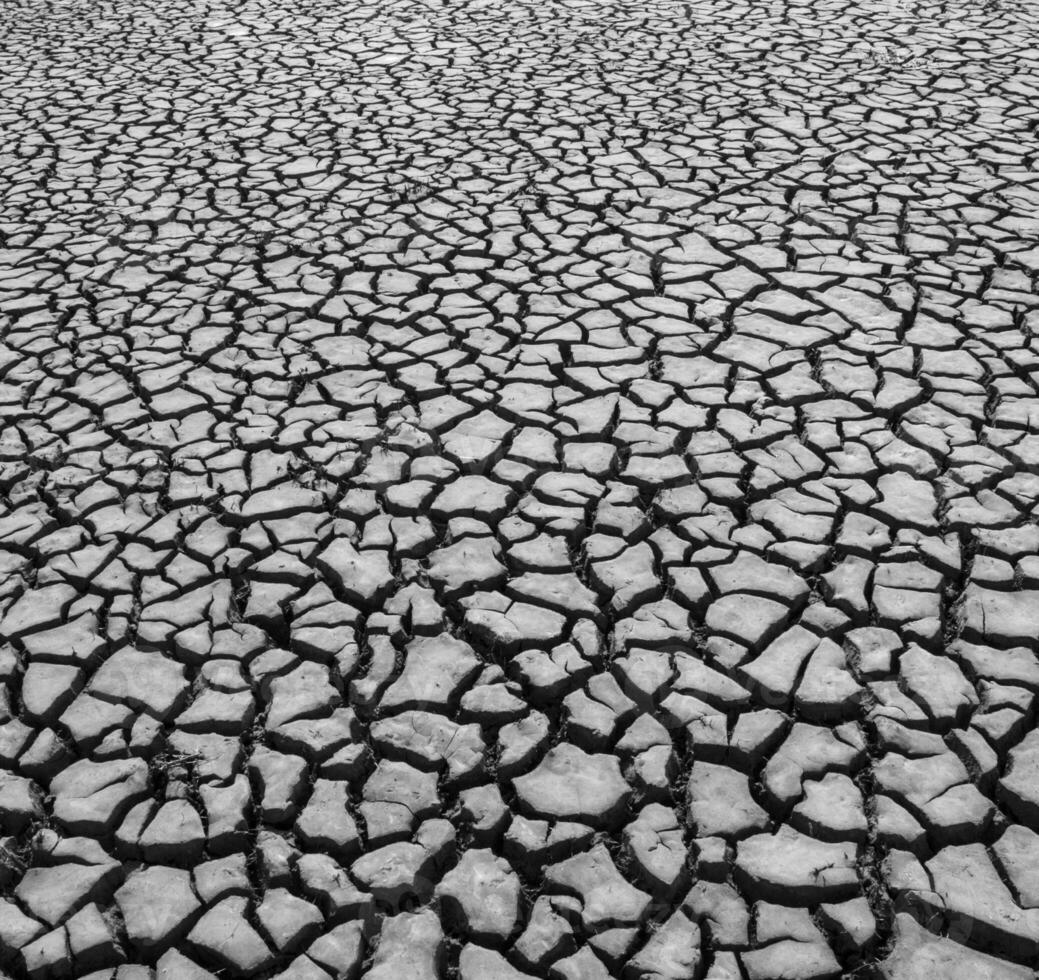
[1, 0, 1039, 977]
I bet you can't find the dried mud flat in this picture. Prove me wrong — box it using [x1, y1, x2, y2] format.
[1, 0, 1039, 976]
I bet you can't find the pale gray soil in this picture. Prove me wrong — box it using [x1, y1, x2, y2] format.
[1, 0, 1039, 977]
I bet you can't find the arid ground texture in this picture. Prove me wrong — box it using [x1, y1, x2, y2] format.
[1, 0, 1039, 977]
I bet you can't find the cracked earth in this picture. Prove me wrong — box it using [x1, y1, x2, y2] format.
[1, 0, 1039, 976]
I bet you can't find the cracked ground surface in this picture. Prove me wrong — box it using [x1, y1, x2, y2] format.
[2, 0, 1039, 976]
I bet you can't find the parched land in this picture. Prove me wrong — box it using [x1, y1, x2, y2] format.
[1, 0, 1039, 976]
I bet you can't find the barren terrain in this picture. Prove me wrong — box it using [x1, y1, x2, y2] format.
[2, 0, 1039, 976]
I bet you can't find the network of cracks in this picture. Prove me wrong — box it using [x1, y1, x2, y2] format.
[2, 0, 1039, 977]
